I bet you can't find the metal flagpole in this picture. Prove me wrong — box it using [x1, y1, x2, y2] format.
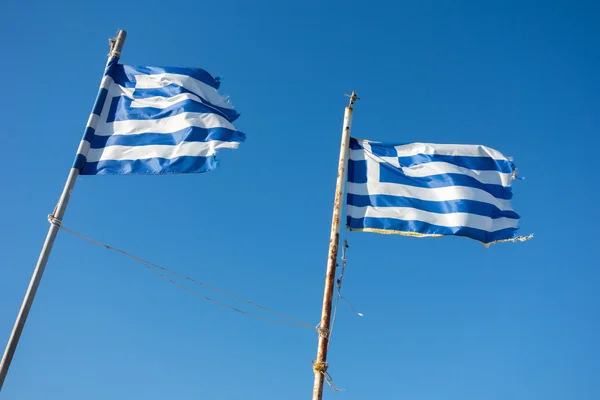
[312, 91, 358, 400]
[0, 30, 127, 391]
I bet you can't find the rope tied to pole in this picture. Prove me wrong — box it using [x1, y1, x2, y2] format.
[316, 324, 330, 339]
[47, 215, 62, 228]
[312, 361, 340, 392]
[312, 360, 328, 374]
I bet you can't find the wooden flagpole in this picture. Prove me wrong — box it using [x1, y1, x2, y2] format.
[0, 30, 127, 391]
[312, 92, 358, 400]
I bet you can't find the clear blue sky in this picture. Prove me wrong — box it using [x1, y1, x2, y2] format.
[1, 1, 598, 399]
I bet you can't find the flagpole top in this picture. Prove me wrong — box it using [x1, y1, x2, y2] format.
[108, 30, 127, 58]
[345, 91, 359, 108]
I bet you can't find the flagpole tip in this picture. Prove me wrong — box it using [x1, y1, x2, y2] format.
[109, 30, 127, 58]
[345, 91, 359, 107]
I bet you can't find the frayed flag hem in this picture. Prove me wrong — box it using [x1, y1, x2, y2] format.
[348, 227, 534, 247]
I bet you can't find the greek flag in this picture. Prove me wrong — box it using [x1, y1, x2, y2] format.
[76, 61, 244, 175]
[346, 138, 529, 245]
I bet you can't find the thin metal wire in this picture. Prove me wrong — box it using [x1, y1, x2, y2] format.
[328, 226, 363, 345]
[339, 294, 362, 316]
[328, 227, 349, 344]
[138, 259, 312, 328]
[50, 217, 314, 329]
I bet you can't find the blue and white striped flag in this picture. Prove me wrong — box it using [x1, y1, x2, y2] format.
[76, 62, 244, 175]
[346, 138, 530, 245]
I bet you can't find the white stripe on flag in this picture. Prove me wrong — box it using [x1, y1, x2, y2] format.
[394, 143, 509, 160]
[94, 112, 236, 136]
[347, 182, 514, 211]
[346, 205, 518, 232]
[400, 162, 514, 186]
[86, 140, 240, 162]
[133, 73, 234, 110]
[127, 92, 205, 109]
[352, 139, 509, 160]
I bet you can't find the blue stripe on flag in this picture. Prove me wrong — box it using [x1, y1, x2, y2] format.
[81, 155, 219, 175]
[346, 194, 520, 220]
[347, 216, 518, 244]
[369, 142, 399, 157]
[107, 96, 232, 123]
[90, 127, 245, 148]
[82, 126, 96, 142]
[130, 85, 240, 122]
[397, 154, 513, 173]
[110, 65, 221, 89]
[350, 138, 363, 150]
[93, 88, 108, 116]
[105, 57, 119, 76]
[378, 163, 513, 199]
[73, 154, 87, 171]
